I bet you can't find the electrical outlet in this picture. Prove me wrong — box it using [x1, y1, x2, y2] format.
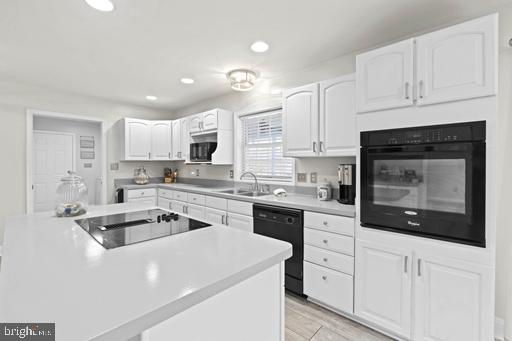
[310, 172, 318, 183]
[297, 173, 307, 182]
[110, 163, 119, 171]
[229, 170, 234, 179]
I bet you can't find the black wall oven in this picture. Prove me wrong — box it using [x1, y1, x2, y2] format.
[360, 121, 486, 247]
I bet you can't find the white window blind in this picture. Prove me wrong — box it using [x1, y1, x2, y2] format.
[241, 110, 294, 182]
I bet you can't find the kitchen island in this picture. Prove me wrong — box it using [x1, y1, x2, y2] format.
[0, 203, 292, 341]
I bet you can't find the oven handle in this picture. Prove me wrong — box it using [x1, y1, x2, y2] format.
[362, 142, 480, 154]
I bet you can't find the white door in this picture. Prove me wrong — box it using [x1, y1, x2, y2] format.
[125, 118, 151, 160]
[356, 39, 415, 113]
[414, 253, 493, 341]
[33, 131, 75, 212]
[354, 240, 412, 339]
[158, 197, 171, 210]
[187, 203, 205, 220]
[416, 14, 497, 106]
[202, 110, 218, 131]
[283, 83, 319, 157]
[227, 213, 253, 233]
[188, 114, 203, 134]
[180, 118, 189, 161]
[151, 121, 171, 160]
[204, 207, 226, 225]
[319, 74, 356, 156]
[170, 200, 186, 214]
[171, 120, 181, 160]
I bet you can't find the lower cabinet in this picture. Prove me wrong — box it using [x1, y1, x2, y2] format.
[355, 239, 493, 341]
[227, 212, 253, 233]
[127, 197, 157, 206]
[204, 207, 226, 225]
[158, 197, 171, 210]
[170, 200, 187, 214]
[355, 240, 412, 339]
[187, 203, 205, 220]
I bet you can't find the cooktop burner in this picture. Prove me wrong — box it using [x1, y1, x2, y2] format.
[75, 209, 211, 249]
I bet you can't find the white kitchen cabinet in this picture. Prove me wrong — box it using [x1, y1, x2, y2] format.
[356, 39, 415, 113]
[150, 121, 172, 160]
[158, 197, 171, 210]
[355, 239, 412, 339]
[319, 74, 356, 156]
[413, 253, 493, 341]
[187, 203, 205, 220]
[171, 120, 182, 160]
[180, 118, 189, 161]
[188, 109, 221, 135]
[227, 212, 253, 233]
[202, 110, 218, 131]
[416, 14, 497, 106]
[119, 118, 152, 160]
[188, 114, 203, 134]
[170, 200, 186, 214]
[283, 83, 319, 157]
[127, 197, 157, 206]
[204, 207, 226, 225]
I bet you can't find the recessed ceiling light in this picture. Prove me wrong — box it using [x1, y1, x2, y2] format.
[180, 78, 195, 85]
[145, 95, 157, 101]
[250, 41, 270, 53]
[226, 69, 257, 92]
[84, 0, 114, 12]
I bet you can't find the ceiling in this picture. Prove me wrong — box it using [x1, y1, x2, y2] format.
[1, 0, 511, 110]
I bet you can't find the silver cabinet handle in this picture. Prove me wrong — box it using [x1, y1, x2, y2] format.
[404, 256, 408, 273]
[322, 275, 327, 280]
[221, 215, 225, 225]
[419, 80, 424, 99]
[225, 215, 229, 226]
[323, 221, 328, 226]
[169, 202, 172, 209]
[418, 259, 422, 277]
[312, 141, 317, 153]
[319, 141, 324, 152]
[148, 152, 151, 159]
[323, 257, 328, 262]
[405, 82, 410, 99]
[168, 152, 171, 159]
[323, 239, 328, 244]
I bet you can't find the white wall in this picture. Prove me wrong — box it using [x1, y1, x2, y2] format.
[0, 80, 172, 244]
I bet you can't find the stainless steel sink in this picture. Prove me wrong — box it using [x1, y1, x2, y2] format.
[218, 189, 270, 197]
[237, 191, 270, 197]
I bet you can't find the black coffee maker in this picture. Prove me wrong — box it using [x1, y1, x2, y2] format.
[338, 164, 356, 205]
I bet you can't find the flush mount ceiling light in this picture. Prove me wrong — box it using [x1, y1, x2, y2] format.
[145, 95, 157, 101]
[180, 78, 195, 85]
[84, 0, 114, 12]
[250, 41, 270, 53]
[226, 69, 257, 92]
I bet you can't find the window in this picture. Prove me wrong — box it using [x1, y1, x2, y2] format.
[240, 110, 295, 183]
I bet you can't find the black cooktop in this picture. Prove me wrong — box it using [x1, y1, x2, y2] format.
[75, 209, 211, 249]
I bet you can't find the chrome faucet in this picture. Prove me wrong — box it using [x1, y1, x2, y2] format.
[240, 172, 259, 192]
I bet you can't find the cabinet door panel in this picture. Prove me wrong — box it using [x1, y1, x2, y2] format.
[180, 118, 189, 161]
[188, 114, 203, 134]
[356, 39, 414, 113]
[319, 75, 356, 156]
[126, 119, 151, 160]
[202, 110, 218, 131]
[416, 14, 497, 106]
[414, 254, 493, 341]
[283, 83, 319, 157]
[170, 200, 186, 214]
[227, 213, 253, 233]
[204, 207, 226, 225]
[171, 120, 181, 160]
[187, 203, 204, 220]
[151, 121, 171, 160]
[354, 240, 411, 338]
[158, 197, 171, 210]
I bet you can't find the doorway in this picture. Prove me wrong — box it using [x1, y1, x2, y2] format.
[26, 110, 107, 213]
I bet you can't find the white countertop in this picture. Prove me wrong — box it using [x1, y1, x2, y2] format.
[122, 182, 356, 217]
[0, 203, 292, 341]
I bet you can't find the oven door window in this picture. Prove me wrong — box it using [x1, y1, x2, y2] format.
[371, 158, 466, 214]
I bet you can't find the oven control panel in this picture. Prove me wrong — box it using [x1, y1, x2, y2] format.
[361, 121, 486, 147]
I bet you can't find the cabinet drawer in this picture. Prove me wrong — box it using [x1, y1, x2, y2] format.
[304, 211, 354, 236]
[304, 245, 354, 275]
[127, 197, 156, 206]
[187, 193, 205, 205]
[187, 204, 205, 220]
[205, 196, 228, 210]
[304, 262, 354, 314]
[158, 188, 173, 200]
[304, 228, 354, 256]
[227, 200, 253, 216]
[173, 191, 187, 201]
[127, 188, 157, 199]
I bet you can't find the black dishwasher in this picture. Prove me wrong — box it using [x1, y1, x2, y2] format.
[253, 204, 304, 296]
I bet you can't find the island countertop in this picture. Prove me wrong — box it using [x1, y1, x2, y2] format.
[0, 203, 292, 341]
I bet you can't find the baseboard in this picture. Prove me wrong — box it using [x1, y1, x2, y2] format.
[495, 316, 505, 341]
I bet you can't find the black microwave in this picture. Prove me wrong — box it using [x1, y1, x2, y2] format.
[190, 142, 217, 162]
[360, 121, 486, 247]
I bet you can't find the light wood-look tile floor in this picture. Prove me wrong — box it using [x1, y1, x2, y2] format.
[285, 293, 395, 341]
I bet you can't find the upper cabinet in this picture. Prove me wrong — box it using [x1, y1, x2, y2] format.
[415, 14, 498, 106]
[202, 110, 218, 131]
[180, 118, 189, 161]
[356, 14, 497, 113]
[171, 119, 182, 160]
[319, 74, 356, 156]
[283, 75, 356, 157]
[188, 109, 223, 135]
[150, 121, 172, 160]
[356, 39, 415, 113]
[119, 118, 152, 160]
[188, 114, 203, 134]
[283, 83, 319, 157]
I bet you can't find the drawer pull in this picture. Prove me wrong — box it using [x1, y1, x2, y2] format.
[322, 275, 327, 280]
[323, 239, 328, 244]
[323, 258, 328, 262]
[323, 221, 328, 226]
